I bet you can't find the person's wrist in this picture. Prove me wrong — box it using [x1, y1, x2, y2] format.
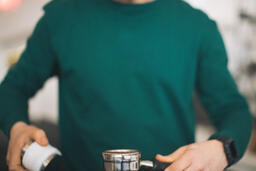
[210, 139, 229, 168]
[210, 136, 238, 168]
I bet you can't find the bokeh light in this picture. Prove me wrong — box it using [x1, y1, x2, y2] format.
[0, 0, 22, 11]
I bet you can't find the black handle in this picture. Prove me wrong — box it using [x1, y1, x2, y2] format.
[140, 158, 171, 171]
[44, 155, 73, 171]
[151, 158, 171, 171]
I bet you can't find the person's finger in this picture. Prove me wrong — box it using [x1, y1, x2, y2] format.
[6, 138, 16, 165]
[7, 122, 28, 166]
[30, 126, 49, 146]
[6, 141, 11, 165]
[156, 146, 187, 163]
[9, 163, 28, 171]
[165, 151, 192, 171]
[8, 127, 48, 171]
[8, 137, 30, 171]
[184, 164, 205, 171]
[184, 166, 195, 171]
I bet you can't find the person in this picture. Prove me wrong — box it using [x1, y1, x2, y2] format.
[0, 0, 253, 170]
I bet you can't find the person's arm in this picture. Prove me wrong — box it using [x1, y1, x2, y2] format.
[0, 15, 58, 136]
[156, 19, 253, 171]
[196, 20, 253, 163]
[0, 15, 59, 170]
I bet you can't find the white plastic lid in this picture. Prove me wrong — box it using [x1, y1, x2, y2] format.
[22, 142, 62, 171]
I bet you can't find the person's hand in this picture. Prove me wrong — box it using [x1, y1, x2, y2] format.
[156, 140, 228, 171]
[6, 121, 49, 171]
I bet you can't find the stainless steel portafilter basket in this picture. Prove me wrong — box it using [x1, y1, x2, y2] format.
[102, 149, 171, 171]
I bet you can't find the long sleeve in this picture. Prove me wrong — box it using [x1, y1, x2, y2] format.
[196, 20, 253, 160]
[0, 15, 59, 137]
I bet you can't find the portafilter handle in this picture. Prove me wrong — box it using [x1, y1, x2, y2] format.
[140, 158, 171, 171]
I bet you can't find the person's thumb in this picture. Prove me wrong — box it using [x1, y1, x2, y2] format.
[155, 154, 174, 163]
[32, 128, 49, 146]
[155, 146, 187, 163]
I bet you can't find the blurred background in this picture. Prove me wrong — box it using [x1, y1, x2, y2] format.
[0, 0, 256, 170]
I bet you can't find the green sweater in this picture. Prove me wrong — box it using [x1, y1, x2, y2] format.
[0, 0, 253, 170]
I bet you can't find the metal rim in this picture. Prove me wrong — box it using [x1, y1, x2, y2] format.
[102, 149, 141, 162]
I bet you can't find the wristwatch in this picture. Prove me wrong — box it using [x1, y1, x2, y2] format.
[210, 136, 239, 167]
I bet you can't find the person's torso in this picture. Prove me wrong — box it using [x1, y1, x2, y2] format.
[44, 0, 207, 170]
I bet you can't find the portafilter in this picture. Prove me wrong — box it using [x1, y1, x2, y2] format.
[102, 149, 171, 171]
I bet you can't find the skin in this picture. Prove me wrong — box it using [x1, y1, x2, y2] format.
[6, 0, 228, 171]
[155, 140, 228, 171]
[6, 122, 49, 171]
